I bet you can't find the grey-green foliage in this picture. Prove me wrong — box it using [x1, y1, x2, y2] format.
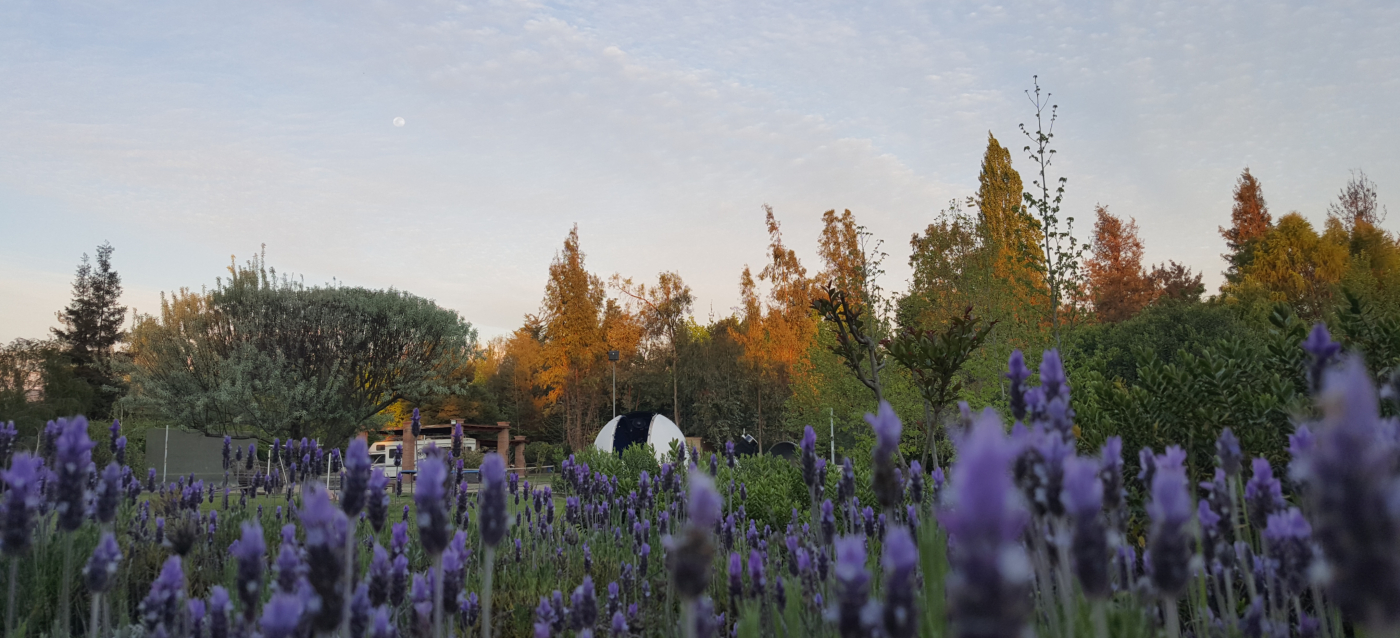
[126, 253, 477, 444]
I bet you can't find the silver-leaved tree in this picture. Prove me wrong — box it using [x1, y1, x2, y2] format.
[125, 251, 477, 444]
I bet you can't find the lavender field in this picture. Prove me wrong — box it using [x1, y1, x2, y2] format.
[0, 323, 1392, 638]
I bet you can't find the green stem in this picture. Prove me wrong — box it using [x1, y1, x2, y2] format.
[482, 546, 496, 638]
[432, 555, 444, 638]
[7, 558, 18, 638]
[60, 534, 73, 638]
[1091, 601, 1108, 638]
[1164, 599, 1180, 638]
[88, 594, 100, 638]
[340, 518, 358, 637]
[682, 598, 697, 638]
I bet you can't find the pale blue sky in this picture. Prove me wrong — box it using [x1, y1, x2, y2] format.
[2, 0, 1397, 341]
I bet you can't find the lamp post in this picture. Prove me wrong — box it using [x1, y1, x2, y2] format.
[608, 350, 620, 418]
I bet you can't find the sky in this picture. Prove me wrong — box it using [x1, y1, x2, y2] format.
[2, 0, 1397, 342]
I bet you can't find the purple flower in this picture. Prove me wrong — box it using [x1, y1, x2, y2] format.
[234, 521, 266, 622]
[0, 421, 15, 469]
[1308, 357, 1400, 630]
[727, 552, 743, 602]
[687, 471, 722, 529]
[415, 456, 451, 555]
[349, 583, 370, 638]
[390, 555, 409, 607]
[1245, 457, 1285, 531]
[667, 471, 720, 599]
[366, 468, 389, 533]
[610, 610, 627, 636]
[882, 526, 918, 638]
[1147, 449, 1193, 598]
[570, 576, 598, 631]
[208, 586, 230, 638]
[391, 521, 409, 557]
[140, 556, 186, 632]
[1062, 457, 1110, 598]
[801, 426, 819, 489]
[866, 401, 903, 510]
[368, 544, 391, 607]
[54, 416, 95, 532]
[83, 532, 122, 594]
[1005, 350, 1032, 422]
[411, 573, 433, 638]
[260, 593, 304, 638]
[411, 408, 422, 438]
[1264, 508, 1314, 596]
[832, 536, 871, 638]
[342, 438, 371, 517]
[480, 453, 507, 547]
[1216, 428, 1243, 477]
[299, 483, 347, 632]
[460, 591, 480, 629]
[940, 408, 1031, 638]
[93, 462, 122, 524]
[1303, 323, 1341, 393]
[1098, 437, 1125, 528]
[1, 453, 43, 557]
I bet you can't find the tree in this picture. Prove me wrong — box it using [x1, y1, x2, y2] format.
[1220, 168, 1273, 284]
[127, 253, 477, 443]
[1227, 213, 1348, 317]
[1085, 205, 1154, 322]
[1327, 169, 1387, 232]
[732, 206, 817, 448]
[884, 307, 994, 467]
[53, 242, 127, 417]
[1019, 77, 1087, 345]
[539, 226, 609, 450]
[614, 271, 694, 428]
[1149, 261, 1206, 303]
[813, 209, 892, 406]
[976, 133, 1047, 323]
[818, 209, 870, 311]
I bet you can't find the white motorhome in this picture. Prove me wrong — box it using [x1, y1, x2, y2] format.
[369, 436, 476, 478]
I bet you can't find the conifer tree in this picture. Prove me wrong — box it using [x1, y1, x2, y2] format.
[53, 242, 126, 417]
[1220, 168, 1273, 283]
[1085, 205, 1153, 322]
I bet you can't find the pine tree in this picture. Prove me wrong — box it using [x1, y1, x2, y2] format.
[1220, 168, 1273, 283]
[1085, 205, 1154, 322]
[53, 242, 126, 417]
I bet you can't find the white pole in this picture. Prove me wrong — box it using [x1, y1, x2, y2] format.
[162, 423, 171, 483]
[829, 407, 835, 465]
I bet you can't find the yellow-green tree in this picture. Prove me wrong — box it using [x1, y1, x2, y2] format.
[539, 225, 609, 449]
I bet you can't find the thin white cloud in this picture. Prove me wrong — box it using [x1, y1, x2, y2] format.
[0, 0, 1397, 342]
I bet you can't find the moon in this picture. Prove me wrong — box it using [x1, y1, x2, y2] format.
[393, 117, 405, 127]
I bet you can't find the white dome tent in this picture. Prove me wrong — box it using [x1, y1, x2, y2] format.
[593, 411, 686, 462]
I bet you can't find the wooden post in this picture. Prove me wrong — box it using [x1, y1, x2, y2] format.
[496, 423, 509, 464]
[513, 436, 526, 470]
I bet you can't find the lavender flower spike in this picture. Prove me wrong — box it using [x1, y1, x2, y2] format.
[831, 536, 871, 638]
[668, 471, 720, 600]
[1005, 350, 1032, 422]
[801, 426, 818, 489]
[1, 453, 43, 557]
[882, 526, 918, 638]
[260, 593, 305, 638]
[480, 453, 508, 547]
[83, 532, 122, 594]
[1061, 456, 1110, 598]
[342, 437, 371, 517]
[1303, 323, 1341, 394]
[299, 482, 348, 633]
[866, 401, 904, 511]
[234, 521, 266, 622]
[415, 456, 451, 555]
[940, 408, 1031, 638]
[54, 416, 95, 532]
[1147, 450, 1193, 600]
[1264, 508, 1314, 596]
[366, 468, 389, 533]
[1245, 457, 1285, 531]
[1310, 357, 1400, 631]
[140, 556, 186, 632]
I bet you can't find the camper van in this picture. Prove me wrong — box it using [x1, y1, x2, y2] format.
[369, 436, 477, 478]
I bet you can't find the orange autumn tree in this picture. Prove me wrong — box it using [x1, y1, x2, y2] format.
[1220, 168, 1273, 284]
[538, 225, 609, 450]
[731, 206, 817, 447]
[1086, 205, 1155, 322]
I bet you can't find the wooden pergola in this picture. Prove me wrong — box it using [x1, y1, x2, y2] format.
[383, 421, 526, 475]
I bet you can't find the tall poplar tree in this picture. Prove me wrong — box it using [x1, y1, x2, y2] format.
[539, 225, 608, 449]
[975, 133, 1047, 326]
[53, 242, 126, 417]
[1220, 168, 1273, 284]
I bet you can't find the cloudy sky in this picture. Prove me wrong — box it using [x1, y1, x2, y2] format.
[2, 0, 1397, 342]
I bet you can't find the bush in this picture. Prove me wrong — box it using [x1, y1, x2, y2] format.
[524, 441, 562, 468]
